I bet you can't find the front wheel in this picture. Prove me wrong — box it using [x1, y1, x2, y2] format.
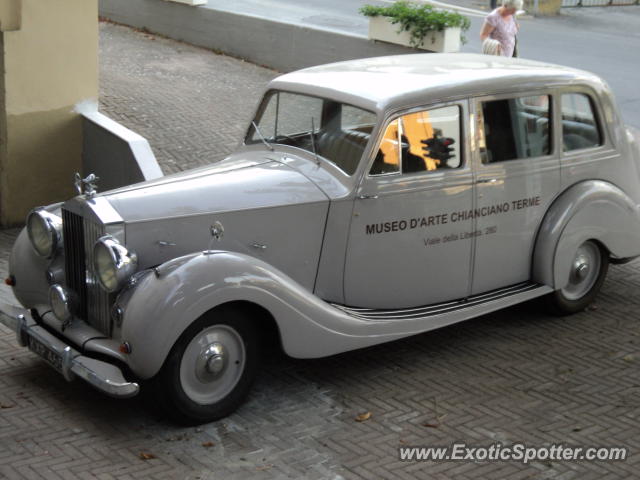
[154, 306, 259, 425]
[545, 240, 609, 315]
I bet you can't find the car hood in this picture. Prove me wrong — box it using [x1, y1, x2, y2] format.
[103, 151, 329, 223]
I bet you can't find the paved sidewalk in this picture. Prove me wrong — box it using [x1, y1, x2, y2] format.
[99, 22, 277, 174]
[1, 22, 639, 480]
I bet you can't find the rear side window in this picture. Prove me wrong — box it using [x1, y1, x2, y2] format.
[561, 93, 602, 152]
[370, 105, 461, 175]
[479, 95, 551, 163]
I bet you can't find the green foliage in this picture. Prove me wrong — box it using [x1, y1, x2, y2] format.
[360, 1, 471, 47]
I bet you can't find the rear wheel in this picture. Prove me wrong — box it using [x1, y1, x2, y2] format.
[155, 306, 259, 425]
[545, 240, 609, 315]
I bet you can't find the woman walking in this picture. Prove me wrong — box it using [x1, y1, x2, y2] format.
[480, 0, 522, 57]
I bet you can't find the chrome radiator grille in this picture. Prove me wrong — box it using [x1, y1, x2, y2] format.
[62, 209, 114, 336]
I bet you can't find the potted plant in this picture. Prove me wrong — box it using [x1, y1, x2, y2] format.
[360, 1, 471, 53]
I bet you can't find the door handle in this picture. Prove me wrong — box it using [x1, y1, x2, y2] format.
[358, 194, 379, 200]
[476, 178, 498, 184]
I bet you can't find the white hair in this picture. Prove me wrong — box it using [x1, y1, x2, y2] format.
[502, 0, 523, 9]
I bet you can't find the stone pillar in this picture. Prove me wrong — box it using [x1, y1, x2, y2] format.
[0, 0, 98, 226]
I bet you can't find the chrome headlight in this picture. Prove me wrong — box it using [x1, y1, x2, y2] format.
[93, 236, 138, 292]
[26, 209, 62, 258]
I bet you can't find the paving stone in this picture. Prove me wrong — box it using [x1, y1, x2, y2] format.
[98, 21, 277, 175]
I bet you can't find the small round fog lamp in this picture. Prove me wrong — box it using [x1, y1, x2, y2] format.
[49, 284, 75, 323]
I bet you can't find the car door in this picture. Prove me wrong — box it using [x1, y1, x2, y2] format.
[343, 102, 474, 309]
[471, 93, 561, 294]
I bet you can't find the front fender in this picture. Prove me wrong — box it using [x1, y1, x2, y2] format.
[532, 180, 640, 289]
[9, 203, 64, 309]
[10, 228, 52, 308]
[120, 251, 379, 379]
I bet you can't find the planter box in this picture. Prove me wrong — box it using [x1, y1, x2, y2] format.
[368, 16, 461, 53]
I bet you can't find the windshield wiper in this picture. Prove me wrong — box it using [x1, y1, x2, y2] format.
[252, 121, 274, 151]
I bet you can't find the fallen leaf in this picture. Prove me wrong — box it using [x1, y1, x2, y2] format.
[355, 412, 372, 422]
[202, 441, 215, 448]
[623, 354, 635, 363]
[139, 452, 156, 460]
[422, 423, 439, 429]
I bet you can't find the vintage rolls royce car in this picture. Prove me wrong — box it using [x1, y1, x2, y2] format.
[2, 54, 640, 424]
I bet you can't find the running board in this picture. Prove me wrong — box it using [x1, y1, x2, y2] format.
[332, 282, 547, 321]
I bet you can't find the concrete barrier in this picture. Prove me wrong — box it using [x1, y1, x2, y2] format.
[81, 109, 163, 192]
[99, 0, 418, 72]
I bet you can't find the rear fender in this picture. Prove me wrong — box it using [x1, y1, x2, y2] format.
[533, 180, 640, 289]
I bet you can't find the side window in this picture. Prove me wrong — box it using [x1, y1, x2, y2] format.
[561, 93, 602, 152]
[370, 118, 401, 174]
[342, 105, 376, 134]
[370, 105, 461, 175]
[479, 95, 551, 163]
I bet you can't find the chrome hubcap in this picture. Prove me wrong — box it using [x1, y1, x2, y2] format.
[574, 260, 589, 281]
[180, 325, 245, 405]
[195, 342, 227, 381]
[562, 242, 601, 301]
[206, 351, 225, 375]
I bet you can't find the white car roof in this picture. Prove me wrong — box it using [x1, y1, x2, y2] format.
[269, 53, 606, 114]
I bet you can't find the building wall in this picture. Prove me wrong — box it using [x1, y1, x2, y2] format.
[0, 0, 98, 226]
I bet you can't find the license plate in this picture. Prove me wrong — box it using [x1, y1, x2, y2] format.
[28, 336, 63, 373]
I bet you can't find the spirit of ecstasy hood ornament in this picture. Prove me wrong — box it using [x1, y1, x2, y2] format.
[74, 172, 100, 198]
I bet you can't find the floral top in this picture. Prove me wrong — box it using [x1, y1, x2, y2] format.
[484, 9, 518, 57]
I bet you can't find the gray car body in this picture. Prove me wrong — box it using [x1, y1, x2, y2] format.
[7, 54, 640, 384]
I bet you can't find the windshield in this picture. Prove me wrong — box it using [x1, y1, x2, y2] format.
[246, 91, 377, 175]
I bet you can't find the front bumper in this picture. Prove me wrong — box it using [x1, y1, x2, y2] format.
[0, 301, 139, 398]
